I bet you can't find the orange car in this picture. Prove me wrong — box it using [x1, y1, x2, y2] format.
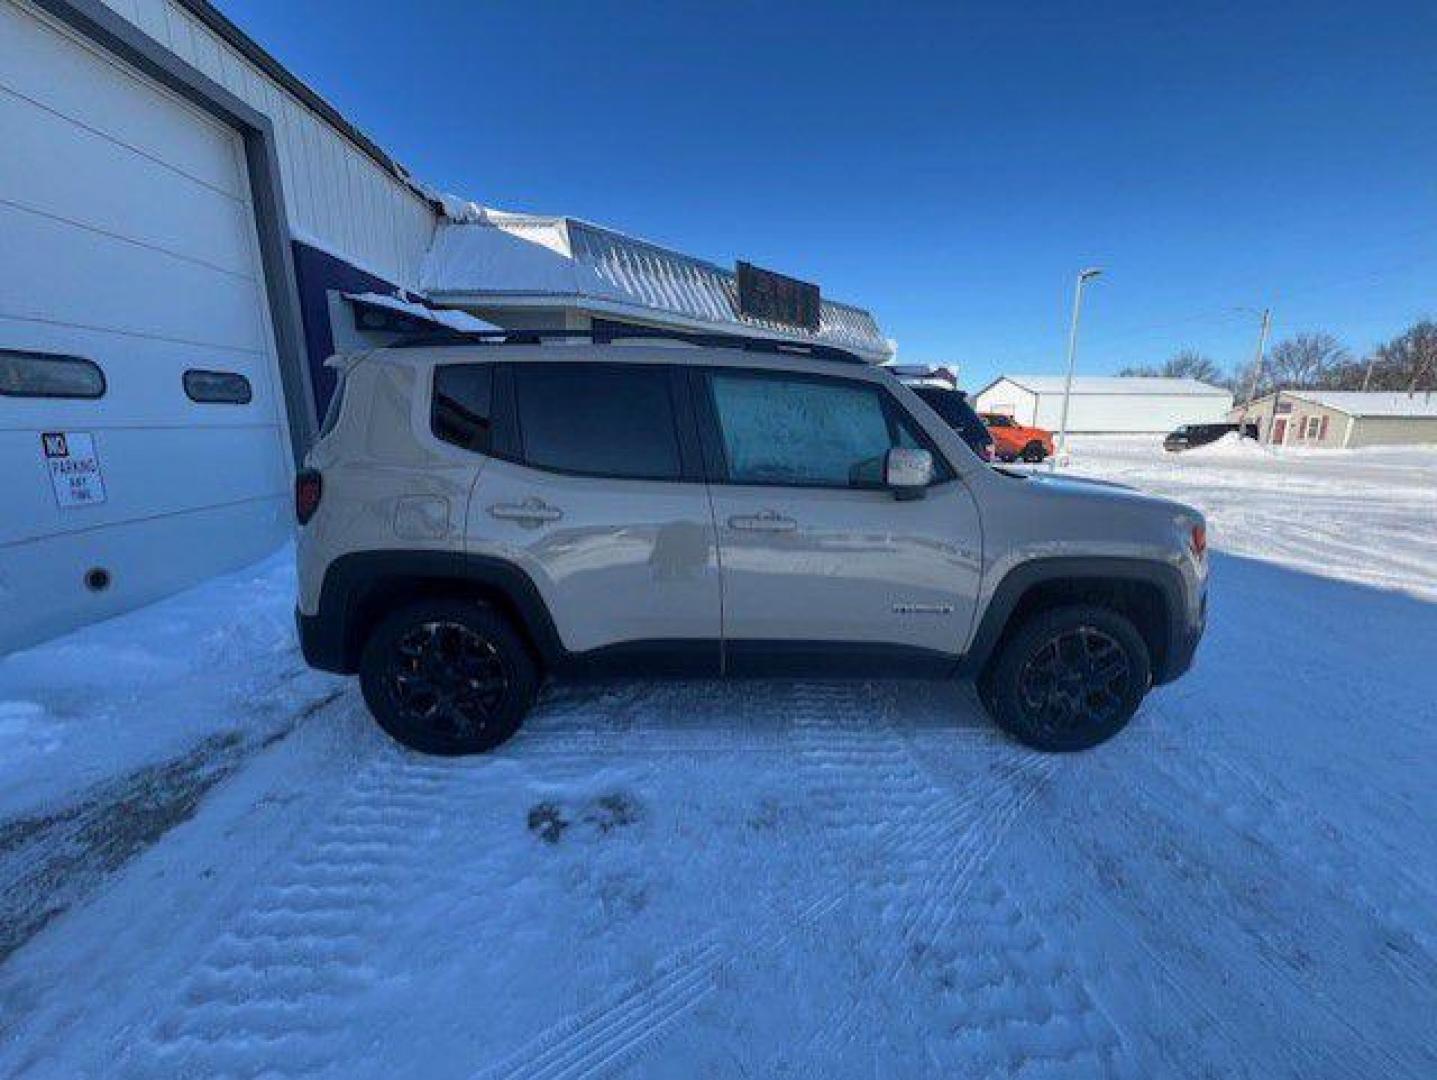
[979, 413, 1055, 463]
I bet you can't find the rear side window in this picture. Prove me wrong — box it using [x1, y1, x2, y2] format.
[0, 349, 105, 399]
[513, 363, 681, 480]
[432, 364, 493, 452]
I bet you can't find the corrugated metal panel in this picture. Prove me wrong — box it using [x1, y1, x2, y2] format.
[99, 0, 436, 289]
[422, 217, 892, 359]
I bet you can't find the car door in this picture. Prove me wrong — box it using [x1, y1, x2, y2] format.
[695, 366, 983, 673]
[459, 360, 721, 664]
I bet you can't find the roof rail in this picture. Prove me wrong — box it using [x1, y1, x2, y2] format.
[388, 324, 870, 365]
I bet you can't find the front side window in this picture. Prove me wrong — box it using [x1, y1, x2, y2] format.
[707, 371, 936, 488]
[514, 363, 681, 480]
[0, 350, 105, 399]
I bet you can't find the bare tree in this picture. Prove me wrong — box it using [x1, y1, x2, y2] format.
[1264, 332, 1350, 389]
[1119, 349, 1222, 384]
[1368, 320, 1437, 391]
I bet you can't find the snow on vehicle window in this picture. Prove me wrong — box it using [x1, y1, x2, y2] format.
[709, 372, 895, 487]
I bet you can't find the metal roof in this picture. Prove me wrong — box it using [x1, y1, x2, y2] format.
[418, 212, 893, 362]
[979, 375, 1232, 397]
[1282, 390, 1437, 418]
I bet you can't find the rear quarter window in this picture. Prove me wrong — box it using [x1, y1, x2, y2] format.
[432, 364, 493, 452]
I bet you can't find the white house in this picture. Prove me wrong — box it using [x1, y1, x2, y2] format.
[1, 0, 891, 652]
[973, 376, 1234, 434]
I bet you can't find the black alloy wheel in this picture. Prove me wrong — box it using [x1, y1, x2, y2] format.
[981, 604, 1151, 751]
[387, 621, 510, 737]
[361, 600, 536, 755]
[1016, 625, 1130, 740]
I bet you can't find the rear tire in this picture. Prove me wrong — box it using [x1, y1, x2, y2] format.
[980, 604, 1150, 751]
[360, 599, 536, 755]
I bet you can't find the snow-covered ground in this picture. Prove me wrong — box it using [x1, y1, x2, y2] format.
[1057, 434, 1437, 600]
[0, 439, 1433, 1078]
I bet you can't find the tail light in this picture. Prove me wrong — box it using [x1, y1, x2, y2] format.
[295, 468, 323, 525]
[1190, 523, 1207, 558]
[980, 441, 995, 462]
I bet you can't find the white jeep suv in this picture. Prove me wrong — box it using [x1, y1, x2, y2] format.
[296, 331, 1207, 754]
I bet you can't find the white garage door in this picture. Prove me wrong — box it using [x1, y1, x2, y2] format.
[0, 0, 292, 652]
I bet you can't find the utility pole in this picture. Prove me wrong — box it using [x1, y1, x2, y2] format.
[1053, 267, 1103, 470]
[1237, 307, 1271, 439]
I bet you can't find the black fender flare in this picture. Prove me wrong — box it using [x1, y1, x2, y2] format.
[298, 550, 564, 674]
[958, 556, 1192, 682]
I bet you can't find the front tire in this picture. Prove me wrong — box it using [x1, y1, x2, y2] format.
[1021, 441, 1047, 462]
[981, 605, 1151, 751]
[360, 599, 537, 755]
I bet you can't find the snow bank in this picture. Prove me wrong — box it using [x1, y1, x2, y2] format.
[0, 546, 338, 817]
[1182, 431, 1270, 457]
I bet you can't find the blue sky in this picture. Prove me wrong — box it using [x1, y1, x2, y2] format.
[226, 0, 1437, 390]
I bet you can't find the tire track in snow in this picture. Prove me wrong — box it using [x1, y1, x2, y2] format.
[135, 753, 469, 1077]
[475, 937, 726, 1080]
[789, 685, 1104, 1072]
[1127, 706, 1436, 1077]
[0, 688, 345, 967]
[469, 681, 834, 1080]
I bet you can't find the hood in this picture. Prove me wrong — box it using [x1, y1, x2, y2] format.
[1023, 471, 1195, 516]
[1028, 472, 1138, 494]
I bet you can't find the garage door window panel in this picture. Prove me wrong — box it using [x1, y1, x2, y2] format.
[0, 349, 105, 398]
[183, 369, 252, 404]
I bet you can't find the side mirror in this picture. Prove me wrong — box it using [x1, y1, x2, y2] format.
[884, 447, 933, 500]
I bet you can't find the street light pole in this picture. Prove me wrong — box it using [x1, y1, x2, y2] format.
[1053, 267, 1103, 470]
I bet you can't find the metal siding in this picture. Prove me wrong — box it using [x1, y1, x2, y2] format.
[973, 380, 1038, 425]
[1025, 391, 1232, 433]
[97, 0, 436, 289]
[1346, 416, 1437, 448]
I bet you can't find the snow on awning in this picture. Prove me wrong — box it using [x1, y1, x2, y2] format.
[417, 211, 893, 362]
[343, 292, 500, 334]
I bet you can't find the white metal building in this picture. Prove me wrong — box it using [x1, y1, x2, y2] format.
[0, 0, 443, 651]
[1, 0, 891, 652]
[973, 376, 1234, 434]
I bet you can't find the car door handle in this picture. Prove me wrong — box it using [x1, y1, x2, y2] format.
[728, 511, 797, 533]
[488, 498, 564, 524]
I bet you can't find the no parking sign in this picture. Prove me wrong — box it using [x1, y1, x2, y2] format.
[41, 431, 107, 508]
